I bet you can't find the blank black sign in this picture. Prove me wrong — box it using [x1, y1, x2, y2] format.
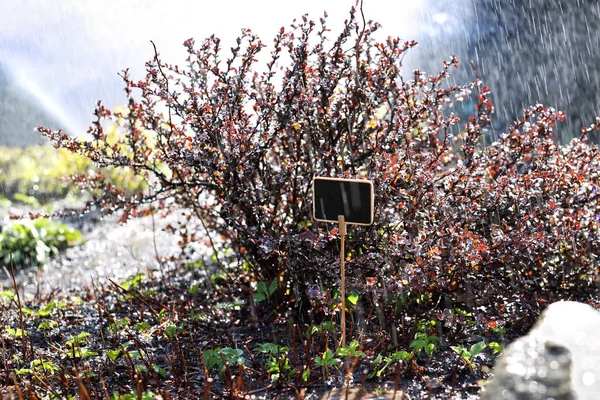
[312, 177, 374, 225]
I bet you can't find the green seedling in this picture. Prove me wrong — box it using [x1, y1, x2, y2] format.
[107, 341, 143, 362]
[254, 343, 295, 382]
[266, 354, 295, 382]
[254, 343, 289, 356]
[136, 364, 167, 378]
[369, 351, 413, 378]
[302, 367, 311, 382]
[454, 307, 472, 317]
[254, 279, 277, 303]
[315, 349, 341, 381]
[164, 323, 185, 338]
[111, 391, 157, 400]
[454, 307, 476, 327]
[108, 318, 131, 335]
[157, 309, 166, 323]
[202, 347, 246, 377]
[314, 349, 340, 369]
[107, 341, 165, 378]
[64, 332, 98, 360]
[451, 341, 487, 369]
[38, 320, 58, 330]
[16, 359, 61, 376]
[409, 332, 439, 357]
[66, 346, 98, 360]
[336, 340, 366, 358]
[120, 273, 145, 290]
[21, 300, 67, 317]
[134, 322, 151, 332]
[107, 349, 123, 362]
[188, 282, 201, 296]
[307, 321, 336, 337]
[5, 327, 27, 339]
[491, 325, 507, 336]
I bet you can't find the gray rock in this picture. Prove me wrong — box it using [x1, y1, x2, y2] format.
[482, 337, 573, 400]
[482, 301, 600, 400]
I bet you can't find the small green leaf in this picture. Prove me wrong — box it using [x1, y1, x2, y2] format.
[347, 292, 359, 305]
[489, 342, 503, 355]
[128, 350, 142, 359]
[70, 348, 98, 359]
[256, 281, 267, 295]
[165, 325, 177, 338]
[5, 328, 27, 338]
[470, 341, 487, 357]
[152, 364, 167, 378]
[409, 339, 425, 351]
[302, 367, 310, 382]
[135, 365, 148, 374]
[188, 283, 201, 296]
[425, 343, 436, 357]
[391, 351, 412, 362]
[15, 368, 31, 376]
[268, 278, 278, 296]
[336, 340, 366, 357]
[0, 290, 14, 300]
[66, 331, 90, 346]
[157, 309, 166, 323]
[315, 349, 339, 367]
[322, 321, 335, 333]
[107, 349, 122, 362]
[134, 322, 151, 332]
[38, 321, 58, 330]
[31, 359, 60, 374]
[372, 353, 383, 366]
[451, 345, 469, 359]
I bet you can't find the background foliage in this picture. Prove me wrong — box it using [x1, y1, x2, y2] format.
[0, 132, 147, 203]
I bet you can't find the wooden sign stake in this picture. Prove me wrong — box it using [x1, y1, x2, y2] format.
[338, 214, 347, 349]
[312, 176, 374, 351]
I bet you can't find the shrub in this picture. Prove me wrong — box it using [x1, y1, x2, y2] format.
[38, 6, 600, 322]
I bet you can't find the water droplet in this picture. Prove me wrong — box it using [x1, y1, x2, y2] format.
[582, 371, 596, 386]
[528, 381, 538, 393]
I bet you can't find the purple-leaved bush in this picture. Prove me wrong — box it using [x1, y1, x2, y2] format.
[39, 6, 600, 323]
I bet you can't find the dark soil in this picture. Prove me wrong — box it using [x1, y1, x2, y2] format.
[1, 262, 490, 399]
[2, 210, 599, 399]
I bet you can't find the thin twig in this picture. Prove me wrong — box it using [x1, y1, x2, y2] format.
[7, 255, 27, 360]
[150, 204, 166, 278]
[150, 40, 174, 143]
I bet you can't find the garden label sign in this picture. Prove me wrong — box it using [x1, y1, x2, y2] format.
[312, 177, 374, 347]
[313, 177, 374, 225]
